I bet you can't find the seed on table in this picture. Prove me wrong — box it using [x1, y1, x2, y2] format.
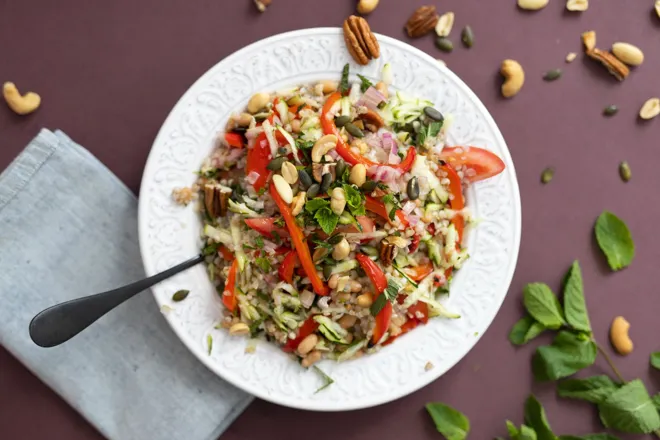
[461, 25, 474, 48]
[407, 177, 420, 200]
[320, 173, 333, 192]
[172, 289, 190, 302]
[565, 52, 577, 63]
[639, 97, 660, 120]
[335, 115, 352, 127]
[335, 159, 347, 180]
[603, 105, 618, 116]
[361, 180, 378, 192]
[435, 37, 454, 53]
[267, 156, 286, 171]
[619, 161, 631, 182]
[345, 122, 365, 138]
[543, 69, 562, 81]
[541, 167, 554, 184]
[306, 183, 320, 199]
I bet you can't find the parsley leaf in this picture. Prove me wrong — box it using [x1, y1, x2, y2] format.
[523, 283, 566, 330]
[558, 434, 621, 440]
[557, 375, 620, 404]
[202, 242, 219, 256]
[509, 315, 546, 346]
[339, 63, 350, 95]
[255, 256, 271, 272]
[357, 74, 374, 93]
[594, 211, 635, 271]
[532, 331, 597, 381]
[343, 184, 366, 216]
[305, 198, 329, 213]
[425, 402, 470, 440]
[370, 277, 401, 316]
[273, 217, 285, 227]
[314, 207, 339, 235]
[651, 352, 660, 370]
[313, 366, 334, 393]
[254, 236, 264, 249]
[598, 379, 660, 434]
[523, 395, 556, 440]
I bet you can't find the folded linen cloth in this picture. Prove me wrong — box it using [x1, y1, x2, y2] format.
[0, 129, 252, 440]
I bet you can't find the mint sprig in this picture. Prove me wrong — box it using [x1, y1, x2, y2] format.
[594, 211, 635, 271]
[425, 402, 470, 440]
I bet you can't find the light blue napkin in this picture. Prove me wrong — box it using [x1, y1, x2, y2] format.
[0, 129, 252, 440]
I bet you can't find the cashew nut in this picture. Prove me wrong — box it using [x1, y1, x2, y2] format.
[357, 0, 379, 15]
[311, 134, 337, 163]
[610, 316, 633, 355]
[3, 82, 41, 115]
[247, 92, 270, 114]
[500, 60, 525, 98]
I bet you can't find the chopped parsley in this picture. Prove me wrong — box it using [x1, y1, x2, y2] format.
[313, 366, 335, 393]
[254, 236, 264, 249]
[357, 74, 373, 93]
[314, 206, 339, 235]
[416, 121, 443, 148]
[370, 277, 401, 316]
[339, 63, 350, 95]
[255, 256, 271, 272]
[343, 184, 366, 216]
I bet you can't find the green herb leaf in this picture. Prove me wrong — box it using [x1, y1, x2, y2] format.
[254, 236, 264, 249]
[558, 435, 621, 440]
[506, 420, 520, 437]
[273, 217, 285, 227]
[650, 352, 660, 370]
[172, 289, 190, 302]
[524, 395, 557, 440]
[598, 379, 660, 434]
[557, 375, 620, 404]
[306, 198, 330, 213]
[202, 243, 219, 256]
[343, 184, 366, 216]
[594, 211, 635, 271]
[370, 278, 401, 317]
[523, 283, 566, 330]
[207, 334, 213, 355]
[652, 393, 660, 410]
[312, 238, 334, 250]
[313, 366, 334, 393]
[562, 261, 591, 333]
[255, 256, 271, 272]
[519, 425, 539, 440]
[509, 316, 546, 346]
[357, 74, 374, 93]
[425, 402, 470, 440]
[314, 207, 339, 235]
[532, 331, 597, 381]
[339, 63, 350, 95]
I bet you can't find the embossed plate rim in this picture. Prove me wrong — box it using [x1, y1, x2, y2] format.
[138, 27, 521, 411]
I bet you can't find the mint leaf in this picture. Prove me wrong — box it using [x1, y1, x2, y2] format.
[506, 420, 520, 437]
[563, 261, 591, 333]
[598, 379, 660, 434]
[557, 375, 620, 404]
[343, 184, 366, 216]
[652, 393, 660, 410]
[314, 207, 339, 235]
[523, 283, 566, 330]
[357, 74, 373, 93]
[370, 277, 401, 316]
[558, 435, 621, 440]
[254, 236, 264, 249]
[339, 63, 350, 95]
[255, 256, 271, 272]
[306, 198, 329, 213]
[425, 402, 470, 440]
[519, 425, 538, 440]
[533, 331, 597, 381]
[594, 211, 634, 271]
[509, 316, 546, 346]
[650, 352, 660, 370]
[524, 395, 557, 440]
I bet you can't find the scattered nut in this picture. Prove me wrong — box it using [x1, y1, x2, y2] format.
[656, 0, 660, 18]
[517, 0, 549, 10]
[639, 97, 660, 120]
[272, 174, 293, 203]
[229, 322, 250, 336]
[297, 334, 318, 356]
[581, 30, 596, 52]
[311, 134, 338, 163]
[434, 12, 455, 37]
[610, 316, 633, 355]
[587, 48, 629, 81]
[204, 184, 231, 218]
[281, 161, 298, 185]
[253, 0, 271, 12]
[343, 15, 380, 65]
[611, 42, 644, 66]
[375, 81, 388, 98]
[379, 239, 397, 266]
[405, 5, 439, 38]
[500, 60, 525, 98]
[349, 163, 367, 187]
[247, 92, 270, 114]
[319, 80, 338, 94]
[358, 109, 385, 130]
[330, 187, 347, 216]
[565, 52, 577, 63]
[357, 0, 379, 15]
[566, 0, 588, 11]
[332, 238, 351, 260]
[290, 191, 306, 216]
[425, 361, 434, 371]
[2, 82, 41, 115]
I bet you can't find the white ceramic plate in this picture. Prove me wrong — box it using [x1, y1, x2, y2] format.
[138, 28, 521, 411]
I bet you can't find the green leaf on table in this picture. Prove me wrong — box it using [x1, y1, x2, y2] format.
[562, 261, 591, 333]
[533, 331, 597, 381]
[506, 420, 520, 437]
[557, 375, 620, 404]
[652, 393, 660, 410]
[594, 211, 635, 271]
[518, 425, 539, 440]
[598, 379, 660, 434]
[524, 395, 557, 440]
[558, 434, 621, 440]
[425, 402, 470, 440]
[509, 316, 546, 346]
[523, 283, 565, 330]
[650, 352, 660, 370]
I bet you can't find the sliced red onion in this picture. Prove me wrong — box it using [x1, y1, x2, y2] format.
[364, 132, 382, 149]
[212, 147, 244, 168]
[246, 171, 260, 185]
[408, 215, 420, 227]
[328, 149, 339, 161]
[356, 86, 386, 111]
[402, 201, 416, 214]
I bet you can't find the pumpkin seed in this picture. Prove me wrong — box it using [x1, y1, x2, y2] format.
[603, 105, 618, 116]
[362, 180, 378, 192]
[345, 122, 365, 138]
[540, 167, 554, 184]
[172, 289, 190, 302]
[216, 279, 225, 295]
[461, 25, 474, 48]
[543, 69, 562, 81]
[278, 147, 288, 155]
[267, 156, 287, 171]
[619, 161, 631, 182]
[307, 183, 320, 199]
[335, 159, 347, 180]
[328, 234, 344, 245]
[406, 177, 420, 200]
[299, 169, 313, 189]
[335, 115, 352, 127]
[320, 173, 333, 192]
[323, 265, 334, 279]
[435, 37, 454, 53]
[423, 107, 444, 122]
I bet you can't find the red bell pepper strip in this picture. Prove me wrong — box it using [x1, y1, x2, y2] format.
[409, 234, 421, 253]
[218, 245, 235, 262]
[365, 196, 409, 227]
[246, 133, 272, 191]
[439, 146, 505, 182]
[278, 250, 298, 284]
[321, 92, 416, 173]
[225, 132, 245, 149]
[222, 259, 239, 312]
[282, 316, 318, 353]
[383, 318, 420, 346]
[407, 301, 429, 324]
[440, 164, 465, 244]
[356, 254, 391, 345]
[404, 262, 433, 282]
[269, 183, 330, 296]
[244, 217, 289, 240]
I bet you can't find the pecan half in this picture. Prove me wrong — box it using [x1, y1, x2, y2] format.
[588, 48, 629, 81]
[343, 15, 380, 65]
[405, 6, 439, 38]
[581, 30, 596, 52]
[204, 184, 231, 219]
[379, 239, 397, 266]
[358, 109, 384, 130]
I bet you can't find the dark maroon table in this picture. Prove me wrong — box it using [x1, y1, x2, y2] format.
[2, 1, 659, 439]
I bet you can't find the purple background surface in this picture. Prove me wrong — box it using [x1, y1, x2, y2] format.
[1, 1, 659, 439]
